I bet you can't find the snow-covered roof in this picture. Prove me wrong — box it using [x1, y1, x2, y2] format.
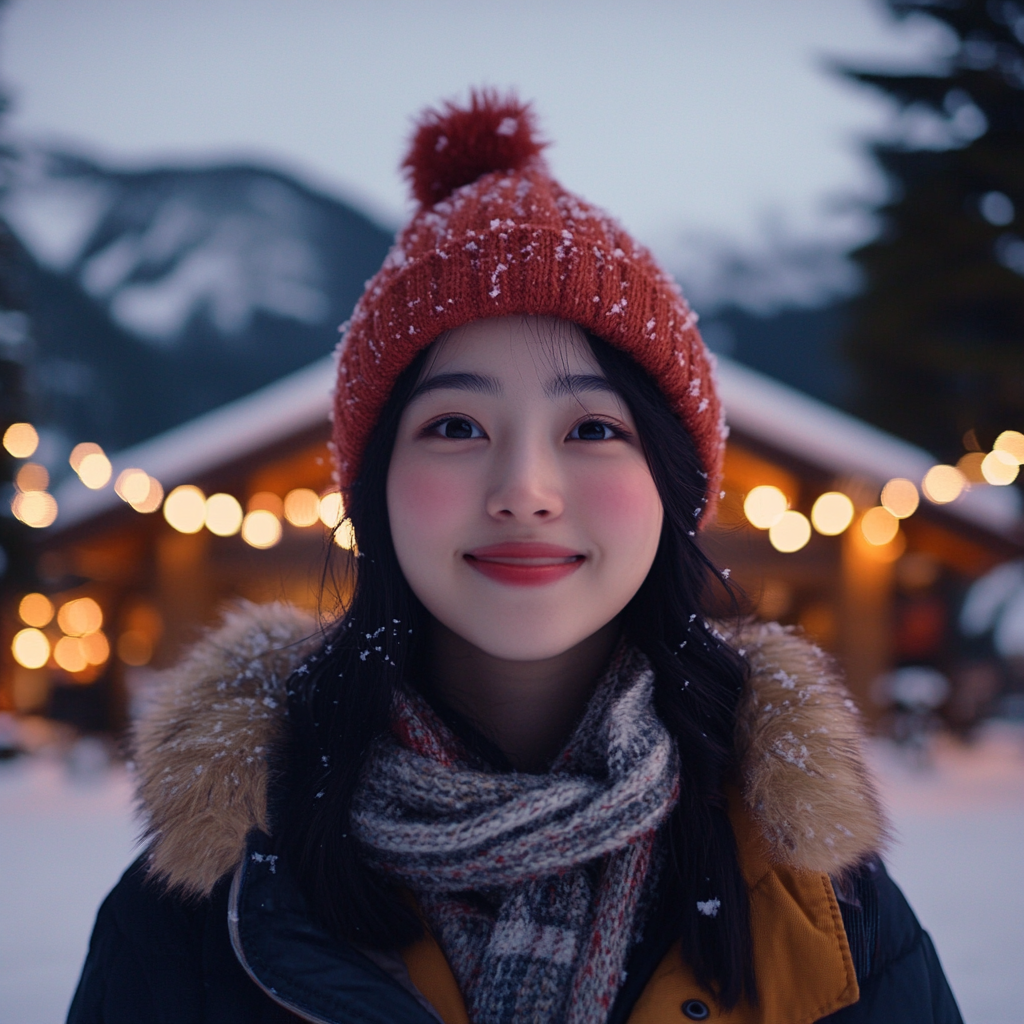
[51, 353, 1021, 539]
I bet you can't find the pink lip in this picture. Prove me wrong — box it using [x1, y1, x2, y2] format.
[465, 542, 585, 587]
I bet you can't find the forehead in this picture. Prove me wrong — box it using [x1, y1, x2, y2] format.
[422, 316, 601, 379]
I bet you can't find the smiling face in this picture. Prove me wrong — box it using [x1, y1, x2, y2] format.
[387, 316, 664, 662]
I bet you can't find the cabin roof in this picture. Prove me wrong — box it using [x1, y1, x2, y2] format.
[50, 354, 1021, 539]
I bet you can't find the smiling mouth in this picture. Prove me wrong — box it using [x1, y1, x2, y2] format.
[464, 543, 585, 587]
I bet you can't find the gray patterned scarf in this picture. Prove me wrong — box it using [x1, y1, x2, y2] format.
[351, 646, 680, 1024]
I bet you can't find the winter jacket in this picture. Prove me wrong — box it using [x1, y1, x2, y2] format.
[68, 603, 963, 1024]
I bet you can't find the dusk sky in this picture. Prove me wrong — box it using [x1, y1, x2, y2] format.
[3, 1, 950, 253]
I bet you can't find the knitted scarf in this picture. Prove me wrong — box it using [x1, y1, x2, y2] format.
[351, 646, 680, 1024]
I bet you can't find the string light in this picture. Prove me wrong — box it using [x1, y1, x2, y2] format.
[768, 510, 811, 553]
[3, 422, 39, 458]
[981, 450, 1019, 485]
[241, 509, 282, 549]
[15, 463, 48, 492]
[81, 631, 111, 666]
[205, 493, 244, 536]
[57, 597, 103, 637]
[248, 492, 284, 517]
[133, 477, 164, 513]
[19, 593, 54, 628]
[54, 636, 88, 673]
[319, 491, 344, 528]
[956, 452, 986, 483]
[743, 485, 788, 530]
[12, 490, 58, 528]
[163, 485, 207, 533]
[880, 478, 919, 519]
[334, 519, 357, 550]
[70, 443, 112, 489]
[284, 488, 321, 527]
[994, 430, 1024, 463]
[115, 468, 152, 505]
[861, 506, 900, 546]
[12, 628, 50, 669]
[921, 465, 966, 504]
[810, 492, 854, 536]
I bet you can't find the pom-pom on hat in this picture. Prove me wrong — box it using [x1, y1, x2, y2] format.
[333, 90, 726, 518]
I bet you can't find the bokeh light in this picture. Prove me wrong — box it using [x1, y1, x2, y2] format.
[768, 510, 811, 553]
[163, 485, 207, 533]
[69, 442, 103, 472]
[12, 627, 50, 669]
[334, 519, 357, 550]
[19, 592, 54, 628]
[12, 490, 58, 528]
[284, 488, 321, 527]
[981, 449, 1019, 485]
[54, 636, 88, 673]
[921, 464, 966, 504]
[117, 630, 153, 666]
[81, 630, 111, 666]
[880, 478, 920, 519]
[248, 491, 284, 517]
[78, 451, 113, 489]
[3, 422, 39, 458]
[743, 485, 788, 530]
[133, 476, 164, 513]
[205, 493, 244, 536]
[956, 452, 986, 483]
[58, 597, 103, 636]
[861, 506, 900, 546]
[241, 509, 282, 549]
[115, 468, 152, 505]
[319, 491, 345, 528]
[810, 492, 854, 536]
[994, 430, 1024, 463]
[15, 463, 49, 492]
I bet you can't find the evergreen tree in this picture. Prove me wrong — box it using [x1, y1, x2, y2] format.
[844, 0, 1024, 459]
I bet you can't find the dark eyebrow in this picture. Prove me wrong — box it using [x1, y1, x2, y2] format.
[545, 373, 618, 399]
[408, 372, 503, 402]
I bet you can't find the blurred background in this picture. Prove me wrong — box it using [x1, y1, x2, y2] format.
[1, 1, 1023, 1021]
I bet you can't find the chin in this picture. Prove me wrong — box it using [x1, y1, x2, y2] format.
[453, 616, 604, 663]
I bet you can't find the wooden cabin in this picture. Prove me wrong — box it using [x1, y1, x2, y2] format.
[5, 356, 1021, 733]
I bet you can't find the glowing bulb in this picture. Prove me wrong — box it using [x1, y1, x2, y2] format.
[981, 449, 1019, 485]
[810, 492, 854, 536]
[241, 509, 282, 549]
[994, 430, 1024, 464]
[58, 597, 103, 637]
[15, 463, 49, 492]
[284, 488, 321, 527]
[163, 485, 207, 533]
[115, 468, 152, 505]
[54, 636, 88, 673]
[205, 493, 244, 536]
[19, 593, 54, 628]
[921, 465, 966, 504]
[768, 510, 811, 553]
[69, 442, 102, 472]
[11, 490, 58, 528]
[743, 485, 788, 530]
[81, 630, 110, 666]
[247, 492, 284, 517]
[880, 478, 920, 519]
[133, 477, 164, 513]
[334, 519, 357, 550]
[79, 452, 112, 489]
[12, 627, 50, 669]
[3, 422, 39, 458]
[319, 491, 345, 528]
[117, 630, 153, 666]
[956, 452, 986, 483]
[861, 506, 900, 546]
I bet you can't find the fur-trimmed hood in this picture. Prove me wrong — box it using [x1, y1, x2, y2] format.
[133, 602, 889, 899]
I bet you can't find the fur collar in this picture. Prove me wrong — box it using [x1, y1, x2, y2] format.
[133, 602, 888, 899]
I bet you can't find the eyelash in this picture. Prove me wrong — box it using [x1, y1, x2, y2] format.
[421, 415, 629, 442]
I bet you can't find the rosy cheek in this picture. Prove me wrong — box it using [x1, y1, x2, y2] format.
[390, 461, 475, 538]
[574, 465, 661, 540]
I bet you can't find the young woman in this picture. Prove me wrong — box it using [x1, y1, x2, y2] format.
[69, 93, 962, 1024]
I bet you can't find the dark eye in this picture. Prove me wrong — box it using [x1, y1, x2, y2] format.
[570, 420, 615, 441]
[436, 417, 482, 439]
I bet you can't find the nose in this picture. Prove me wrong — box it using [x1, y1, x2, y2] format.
[485, 435, 565, 522]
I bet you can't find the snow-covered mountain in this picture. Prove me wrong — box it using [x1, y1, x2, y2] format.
[1, 147, 393, 457]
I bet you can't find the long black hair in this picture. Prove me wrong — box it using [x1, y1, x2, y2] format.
[275, 330, 755, 1008]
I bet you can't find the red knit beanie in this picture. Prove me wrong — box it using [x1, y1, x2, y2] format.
[332, 91, 726, 516]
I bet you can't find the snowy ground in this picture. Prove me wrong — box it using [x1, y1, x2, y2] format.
[1, 724, 1023, 1024]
